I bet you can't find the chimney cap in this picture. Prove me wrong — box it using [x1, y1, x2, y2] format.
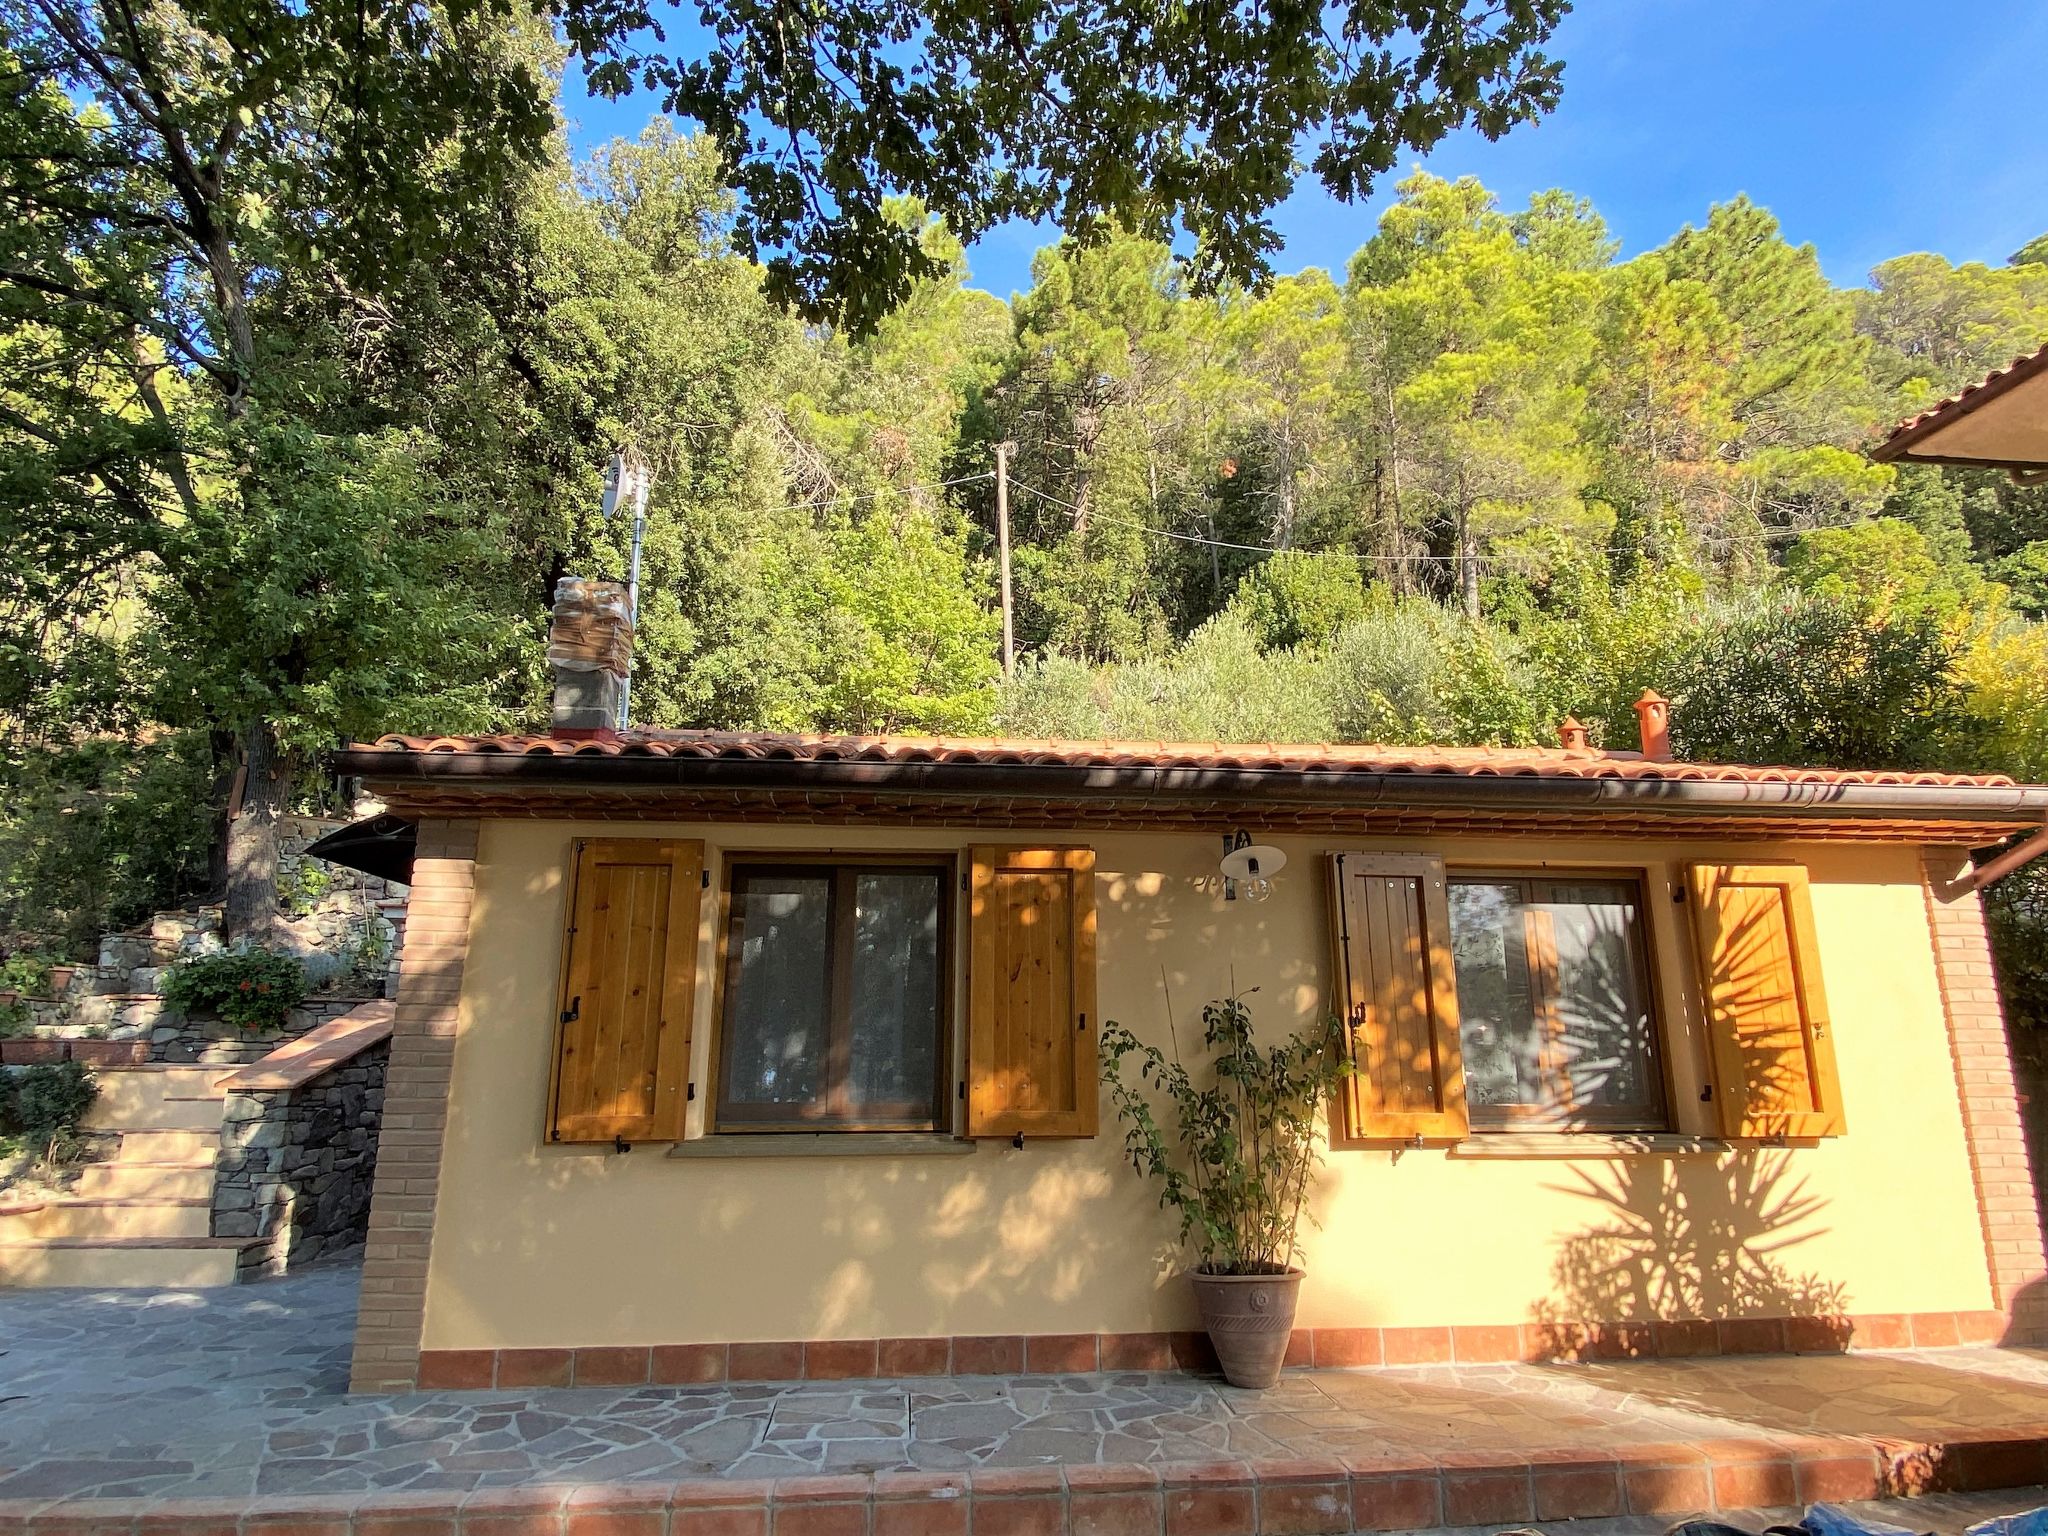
[1557, 716, 1590, 751]
[1632, 689, 1672, 761]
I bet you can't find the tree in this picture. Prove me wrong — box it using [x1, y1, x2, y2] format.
[1857, 251, 2048, 398]
[1, 0, 555, 936]
[1349, 175, 1601, 617]
[570, 0, 1571, 331]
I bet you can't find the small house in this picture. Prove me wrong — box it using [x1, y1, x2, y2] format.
[328, 581, 2048, 1393]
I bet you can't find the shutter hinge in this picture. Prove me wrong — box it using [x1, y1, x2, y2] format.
[1673, 884, 1687, 904]
[560, 996, 580, 1025]
[702, 869, 711, 889]
[614, 1134, 632, 1154]
[1077, 1011, 1087, 1032]
[958, 1081, 966, 1100]
[960, 871, 969, 892]
[1700, 1083, 1714, 1102]
[687, 1081, 696, 1101]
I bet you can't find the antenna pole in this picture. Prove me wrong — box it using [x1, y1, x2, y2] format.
[995, 440, 1016, 678]
[610, 449, 651, 731]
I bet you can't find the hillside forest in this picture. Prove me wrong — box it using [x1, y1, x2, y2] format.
[6, 77, 2048, 1014]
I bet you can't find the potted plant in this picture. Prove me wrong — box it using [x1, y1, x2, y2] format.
[1100, 992, 1350, 1389]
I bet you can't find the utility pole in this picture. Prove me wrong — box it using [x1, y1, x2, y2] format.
[995, 440, 1016, 678]
[601, 448, 653, 730]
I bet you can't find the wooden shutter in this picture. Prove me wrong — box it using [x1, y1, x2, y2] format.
[966, 845, 1098, 1138]
[1328, 853, 1468, 1143]
[548, 838, 703, 1144]
[1684, 862, 1845, 1139]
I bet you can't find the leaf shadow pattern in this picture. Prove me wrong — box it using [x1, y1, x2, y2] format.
[1528, 1150, 1849, 1359]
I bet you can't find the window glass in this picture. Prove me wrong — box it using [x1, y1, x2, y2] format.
[721, 874, 831, 1109]
[717, 862, 947, 1129]
[847, 871, 943, 1111]
[1449, 882, 1544, 1111]
[1447, 875, 1665, 1130]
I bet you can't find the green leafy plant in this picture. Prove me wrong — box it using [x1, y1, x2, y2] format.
[1100, 993, 1350, 1276]
[160, 949, 307, 1031]
[0, 951, 52, 998]
[0, 1062, 99, 1165]
[276, 861, 335, 919]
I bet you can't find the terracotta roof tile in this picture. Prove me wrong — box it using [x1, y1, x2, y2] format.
[360, 730, 2016, 791]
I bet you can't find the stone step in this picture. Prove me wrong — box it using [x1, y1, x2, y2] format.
[0, 1235, 256, 1288]
[106, 1127, 218, 1164]
[70, 1161, 217, 1200]
[84, 1067, 226, 1132]
[0, 1196, 211, 1241]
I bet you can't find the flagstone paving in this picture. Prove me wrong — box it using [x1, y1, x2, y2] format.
[9, 1267, 2048, 1504]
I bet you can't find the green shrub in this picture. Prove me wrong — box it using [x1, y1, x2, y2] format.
[161, 948, 307, 1030]
[1225, 550, 1369, 651]
[0, 1062, 99, 1162]
[0, 951, 52, 998]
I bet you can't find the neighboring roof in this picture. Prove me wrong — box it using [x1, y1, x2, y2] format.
[333, 730, 2048, 843]
[1872, 341, 2048, 474]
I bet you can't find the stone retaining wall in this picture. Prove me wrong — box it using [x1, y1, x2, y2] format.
[151, 996, 381, 1065]
[213, 1038, 389, 1278]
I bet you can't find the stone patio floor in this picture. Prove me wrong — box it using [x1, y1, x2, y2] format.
[9, 1267, 2048, 1511]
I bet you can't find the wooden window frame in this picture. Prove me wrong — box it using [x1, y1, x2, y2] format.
[1445, 867, 1673, 1136]
[710, 852, 955, 1134]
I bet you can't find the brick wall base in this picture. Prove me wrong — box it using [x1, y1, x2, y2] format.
[413, 1307, 2008, 1391]
[1923, 848, 2048, 1346]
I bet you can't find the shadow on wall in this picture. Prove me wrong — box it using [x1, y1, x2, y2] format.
[1528, 1150, 1847, 1358]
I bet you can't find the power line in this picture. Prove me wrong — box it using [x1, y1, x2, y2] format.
[776, 470, 993, 516]
[1008, 478, 1857, 564]
[1009, 480, 1461, 564]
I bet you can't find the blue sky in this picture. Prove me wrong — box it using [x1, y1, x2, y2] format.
[560, 0, 2048, 303]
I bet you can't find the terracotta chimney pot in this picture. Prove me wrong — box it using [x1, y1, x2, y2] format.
[548, 576, 633, 738]
[1632, 689, 1672, 762]
[1557, 716, 1590, 751]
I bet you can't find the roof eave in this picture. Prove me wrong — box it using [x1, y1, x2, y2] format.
[332, 746, 2048, 829]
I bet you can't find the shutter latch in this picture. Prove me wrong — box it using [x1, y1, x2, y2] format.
[614, 1134, 632, 1154]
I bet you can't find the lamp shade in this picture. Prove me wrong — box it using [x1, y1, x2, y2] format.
[1219, 843, 1287, 882]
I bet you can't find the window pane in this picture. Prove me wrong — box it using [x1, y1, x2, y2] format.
[1448, 876, 1665, 1128]
[846, 871, 943, 1113]
[1448, 882, 1547, 1112]
[722, 874, 831, 1108]
[1540, 883, 1660, 1114]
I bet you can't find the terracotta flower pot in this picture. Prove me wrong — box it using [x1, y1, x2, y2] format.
[47, 966, 77, 994]
[1189, 1267, 1304, 1389]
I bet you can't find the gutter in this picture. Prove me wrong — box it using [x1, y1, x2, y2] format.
[1954, 821, 2048, 894]
[330, 747, 2048, 828]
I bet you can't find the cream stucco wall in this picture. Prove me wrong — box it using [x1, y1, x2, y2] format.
[418, 820, 1995, 1350]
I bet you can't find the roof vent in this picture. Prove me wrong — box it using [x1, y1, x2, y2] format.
[1633, 689, 1672, 762]
[1557, 716, 1590, 751]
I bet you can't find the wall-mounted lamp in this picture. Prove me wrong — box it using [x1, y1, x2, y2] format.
[1219, 831, 1287, 903]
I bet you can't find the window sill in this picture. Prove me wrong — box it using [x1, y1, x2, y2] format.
[666, 1134, 979, 1160]
[1448, 1133, 1728, 1160]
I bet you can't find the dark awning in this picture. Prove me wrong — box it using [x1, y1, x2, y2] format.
[305, 813, 417, 884]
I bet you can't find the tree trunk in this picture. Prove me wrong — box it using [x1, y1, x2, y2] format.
[222, 718, 290, 942]
[1457, 508, 1481, 620]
